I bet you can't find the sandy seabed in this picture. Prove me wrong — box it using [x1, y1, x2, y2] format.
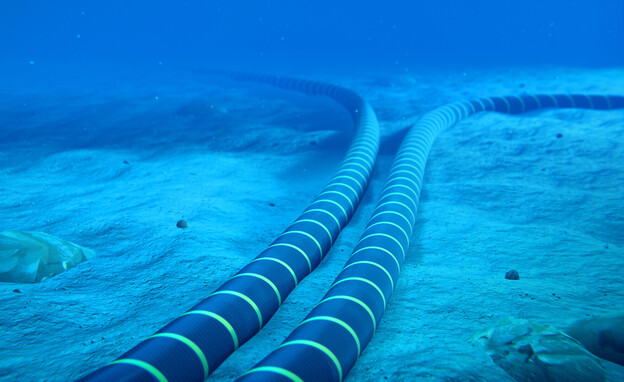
[0, 65, 623, 381]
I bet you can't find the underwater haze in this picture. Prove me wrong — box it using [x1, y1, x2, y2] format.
[1, 1, 624, 382]
[0, 0, 623, 70]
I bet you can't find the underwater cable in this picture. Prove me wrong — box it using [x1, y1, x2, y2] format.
[78, 74, 380, 382]
[238, 93, 624, 381]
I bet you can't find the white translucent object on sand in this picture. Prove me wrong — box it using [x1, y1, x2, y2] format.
[0, 231, 94, 283]
[566, 312, 624, 367]
[470, 317, 606, 382]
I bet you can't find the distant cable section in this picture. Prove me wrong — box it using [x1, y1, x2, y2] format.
[238, 94, 624, 381]
[78, 74, 380, 382]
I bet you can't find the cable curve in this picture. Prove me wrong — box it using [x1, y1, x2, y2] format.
[238, 94, 624, 381]
[78, 74, 380, 382]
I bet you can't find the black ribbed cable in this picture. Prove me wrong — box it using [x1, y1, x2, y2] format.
[78, 74, 380, 382]
[238, 94, 624, 381]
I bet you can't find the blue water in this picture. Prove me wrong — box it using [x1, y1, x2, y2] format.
[1, 1, 623, 381]
[1, 1, 622, 69]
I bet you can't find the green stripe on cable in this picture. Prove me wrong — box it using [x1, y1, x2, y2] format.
[243, 366, 303, 382]
[280, 340, 343, 381]
[109, 359, 167, 382]
[182, 310, 239, 349]
[148, 333, 209, 379]
[232, 273, 282, 305]
[210, 291, 263, 328]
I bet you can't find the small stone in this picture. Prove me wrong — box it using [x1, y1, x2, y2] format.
[505, 270, 520, 280]
[176, 220, 188, 229]
[12, 289, 21, 293]
[556, 133, 563, 138]
[123, 160, 130, 165]
[268, 203, 275, 207]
